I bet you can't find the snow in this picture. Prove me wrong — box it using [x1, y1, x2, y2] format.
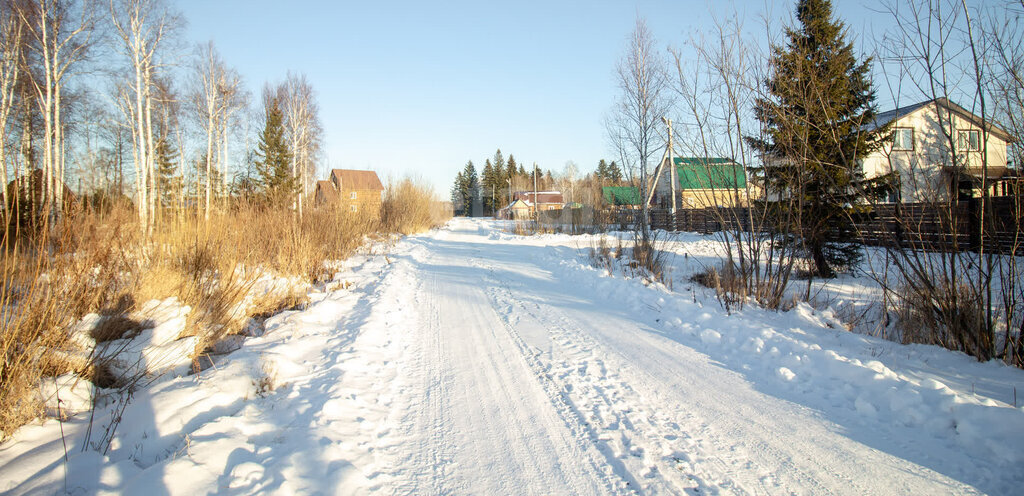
[2, 218, 1023, 495]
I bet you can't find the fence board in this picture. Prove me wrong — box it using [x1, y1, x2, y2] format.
[606, 198, 1024, 254]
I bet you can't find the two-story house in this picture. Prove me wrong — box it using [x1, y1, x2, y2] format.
[861, 98, 1016, 202]
[313, 169, 384, 214]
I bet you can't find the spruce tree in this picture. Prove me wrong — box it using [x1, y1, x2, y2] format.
[255, 97, 295, 206]
[459, 160, 478, 216]
[452, 170, 466, 215]
[154, 136, 180, 208]
[505, 154, 518, 186]
[481, 159, 496, 214]
[596, 159, 610, 181]
[609, 161, 623, 183]
[748, 0, 890, 277]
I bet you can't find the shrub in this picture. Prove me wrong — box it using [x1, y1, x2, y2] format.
[381, 176, 450, 235]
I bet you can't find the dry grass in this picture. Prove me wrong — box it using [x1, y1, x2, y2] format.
[0, 199, 387, 437]
[381, 176, 451, 235]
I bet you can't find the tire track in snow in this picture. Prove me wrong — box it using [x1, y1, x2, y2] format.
[470, 242, 972, 495]
[383, 228, 623, 495]
[476, 258, 759, 495]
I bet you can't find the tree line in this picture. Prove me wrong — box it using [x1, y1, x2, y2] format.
[0, 0, 324, 235]
[450, 148, 623, 216]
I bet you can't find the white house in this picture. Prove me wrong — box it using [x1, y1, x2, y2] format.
[861, 98, 1016, 202]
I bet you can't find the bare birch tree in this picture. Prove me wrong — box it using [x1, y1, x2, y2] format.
[110, 0, 179, 233]
[280, 72, 322, 219]
[0, 0, 25, 210]
[189, 41, 239, 221]
[17, 0, 94, 221]
[606, 17, 672, 243]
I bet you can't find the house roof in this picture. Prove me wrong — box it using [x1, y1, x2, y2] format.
[602, 186, 641, 205]
[329, 169, 384, 191]
[673, 157, 747, 189]
[514, 191, 564, 205]
[869, 97, 1013, 142]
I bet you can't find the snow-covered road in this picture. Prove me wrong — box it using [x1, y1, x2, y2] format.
[380, 219, 983, 494]
[3, 217, 1022, 495]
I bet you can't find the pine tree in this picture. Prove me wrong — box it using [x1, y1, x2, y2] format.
[748, 0, 890, 278]
[608, 161, 623, 183]
[255, 97, 295, 206]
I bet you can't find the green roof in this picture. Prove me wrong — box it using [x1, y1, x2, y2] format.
[602, 186, 641, 206]
[673, 157, 747, 189]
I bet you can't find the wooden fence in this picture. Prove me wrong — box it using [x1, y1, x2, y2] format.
[608, 197, 1024, 254]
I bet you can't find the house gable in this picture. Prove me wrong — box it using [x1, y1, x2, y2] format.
[314, 169, 384, 211]
[861, 98, 1012, 202]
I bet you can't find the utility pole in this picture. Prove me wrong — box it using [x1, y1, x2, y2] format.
[533, 162, 539, 225]
[663, 116, 677, 230]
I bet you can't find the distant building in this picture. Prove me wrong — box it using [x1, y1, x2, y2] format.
[602, 186, 642, 208]
[497, 199, 532, 220]
[313, 169, 384, 214]
[512, 191, 564, 212]
[655, 157, 752, 208]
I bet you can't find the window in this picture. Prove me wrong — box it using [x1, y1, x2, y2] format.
[892, 127, 914, 151]
[350, 191, 357, 200]
[350, 204, 358, 213]
[957, 130, 980, 152]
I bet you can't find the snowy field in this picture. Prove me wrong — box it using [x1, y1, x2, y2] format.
[2, 217, 1023, 495]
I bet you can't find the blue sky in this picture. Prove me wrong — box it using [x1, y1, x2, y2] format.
[178, 0, 888, 193]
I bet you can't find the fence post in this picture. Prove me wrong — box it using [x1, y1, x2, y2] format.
[967, 198, 981, 252]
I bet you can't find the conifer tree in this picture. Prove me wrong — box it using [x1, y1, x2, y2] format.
[154, 136, 180, 208]
[255, 96, 295, 206]
[453, 160, 478, 216]
[481, 159, 496, 214]
[506, 154, 517, 183]
[748, 0, 890, 277]
[451, 170, 466, 214]
[608, 161, 623, 183]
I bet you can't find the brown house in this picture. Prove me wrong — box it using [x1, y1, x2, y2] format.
[313, 169, 384, 214]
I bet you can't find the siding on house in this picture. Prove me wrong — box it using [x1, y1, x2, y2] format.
[860, 98, 1013, 202]
[314, 169, 384, 215]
